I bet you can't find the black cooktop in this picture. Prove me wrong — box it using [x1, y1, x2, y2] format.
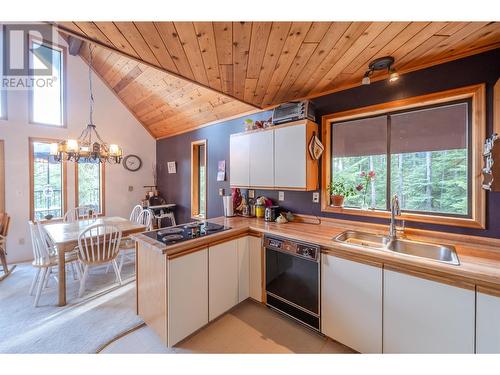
[143, 221, 230, 246]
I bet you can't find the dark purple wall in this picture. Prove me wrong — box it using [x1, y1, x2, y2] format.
[157, 48, 500, 239]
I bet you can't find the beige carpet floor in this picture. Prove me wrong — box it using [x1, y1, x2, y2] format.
[101, 300, 356, 354]
[0, 261, 142, 353]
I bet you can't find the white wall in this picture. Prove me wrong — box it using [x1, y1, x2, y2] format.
[0, 40, 156, 263]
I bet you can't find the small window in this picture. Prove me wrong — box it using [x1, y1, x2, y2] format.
[191, 140, 207, 219]
[76, 161, 105, 215]
[29, 39, 65, 126]
[30, 139, 66, 221]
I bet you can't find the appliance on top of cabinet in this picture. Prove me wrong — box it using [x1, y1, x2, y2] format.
[272, 100, 316, 125]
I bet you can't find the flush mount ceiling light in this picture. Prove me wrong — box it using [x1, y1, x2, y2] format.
[361, 56, 399, 85]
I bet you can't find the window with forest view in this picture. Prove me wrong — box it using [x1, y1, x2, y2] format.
[77, 161, 103, 214]
[331, 101, 470, 217]
[31, 140, 65, 220]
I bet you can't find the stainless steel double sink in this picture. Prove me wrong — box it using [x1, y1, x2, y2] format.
[333, 230, 460, 265]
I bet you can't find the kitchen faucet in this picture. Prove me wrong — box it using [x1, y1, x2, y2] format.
[389, 194, 401, 241]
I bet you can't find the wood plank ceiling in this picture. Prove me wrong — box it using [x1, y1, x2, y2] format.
[55, 22, 500, 138]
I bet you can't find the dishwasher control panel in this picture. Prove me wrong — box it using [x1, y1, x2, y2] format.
[264, 236, 320, 261]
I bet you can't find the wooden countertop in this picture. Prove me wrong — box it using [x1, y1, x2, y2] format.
[132, 216, 500, 290]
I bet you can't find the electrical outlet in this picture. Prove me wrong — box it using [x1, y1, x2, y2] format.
[248, 189, 255, 199]
[219, 188, 225, 196]
[128, 185, 134, 192]
[278, 191, 285, 201]
[313, 192, 320, 203]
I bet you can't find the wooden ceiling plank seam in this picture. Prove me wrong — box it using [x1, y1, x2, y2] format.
[107, 58, 141, 89]
[73, 22, 114, 47]
[252, 22, 293, 105]
[396, 35, 450, 70]
[53, 22, 259, 110]
[93, 22, 140, 58]
[341, 22, 410, 75]
[91, 48, 113, 73]
[132, 79, 192, 115]
[153, 22, 196, 80]
[75, 53, 156, 139]
[431, 22, 500, 61]
[389, 22, 449, 69]
[436, 22, 470, 37]
[113, 64, 144, 93]
[311, 22, 393, 94]
[406, 22, 490, 68]
[260, 22, 313, 107]
[232, 21, 253, 100]
[213, 22, 233, 96]
[272, 42, 318, 104]
[284, 22, 352, 102]
[173, 22, 210, 87]
[133, 22, 179, 73]
[244, 78, 258, 103]
[299, 22, 373, 97]
[193, 22, 223, 92]
[113, 22, 162, 67]
[246, 22, 273, 79]
[304, 22, 332, 43]
[95, 50, 122, 78]
[119, 68, 170, 104]
[348, 21, 431, 80]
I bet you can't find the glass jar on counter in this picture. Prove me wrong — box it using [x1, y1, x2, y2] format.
[255, 204, 265, 218]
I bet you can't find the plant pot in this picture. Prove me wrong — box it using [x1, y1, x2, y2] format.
[330, 195, 345, 207]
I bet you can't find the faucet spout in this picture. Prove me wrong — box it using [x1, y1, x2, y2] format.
[389, 194, 401, 240]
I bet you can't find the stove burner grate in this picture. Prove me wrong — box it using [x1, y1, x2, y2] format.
[158, 227, 184, 235]
[161, 234, 184, 243]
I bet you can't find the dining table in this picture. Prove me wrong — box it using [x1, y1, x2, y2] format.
[43, 216, 146, 306]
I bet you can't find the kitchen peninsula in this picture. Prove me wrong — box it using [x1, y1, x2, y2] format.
[133, 215, 500, 353]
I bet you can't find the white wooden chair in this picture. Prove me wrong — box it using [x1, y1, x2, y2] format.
[28, 221, 80, 307]
[129, 204, 143, 223]
[116, 209, 153, 273]
[77, 223, 122, 297]
[63, 205, 97, 223]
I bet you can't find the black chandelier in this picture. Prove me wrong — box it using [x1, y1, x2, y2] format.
[50, 44, 122, 164]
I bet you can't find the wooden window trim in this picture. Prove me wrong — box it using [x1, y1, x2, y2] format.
[191, 139, 207, 220]
[29, 137, 68, 222]
[27, 36, 68, 128]
[74, 162, 106, 216]
[321, 84, 486, 229]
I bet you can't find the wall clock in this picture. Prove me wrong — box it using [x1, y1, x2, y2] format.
[123, 154, 142, 172]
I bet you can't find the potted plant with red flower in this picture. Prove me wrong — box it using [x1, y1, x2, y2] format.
[327, 178, 357, 207]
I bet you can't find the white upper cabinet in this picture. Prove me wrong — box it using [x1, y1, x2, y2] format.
[321, 254, 383, 353]
[476, 290, 500, 353]
[383, 269, 475, 353]
[249, 130, 274, 188]
[229, 133, 250, 187]
[274, 123, 307, 189]
[229, 120, 318, 190]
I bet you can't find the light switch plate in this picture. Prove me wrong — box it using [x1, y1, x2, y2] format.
[128, 186, 134, 192]
[278, 191, 285, 201]
[219, 188, 225, 196]
[313, 192, 320, 203]
[248, 189, 255, 198]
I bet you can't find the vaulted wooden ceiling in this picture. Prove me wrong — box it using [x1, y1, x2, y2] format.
[54, 22, 500, 138]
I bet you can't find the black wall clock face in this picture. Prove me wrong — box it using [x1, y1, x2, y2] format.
[123, 155, 142, 172]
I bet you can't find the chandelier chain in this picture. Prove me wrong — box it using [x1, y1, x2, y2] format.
[89, 44, 94, 126]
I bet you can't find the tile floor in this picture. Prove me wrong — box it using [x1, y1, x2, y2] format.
[101, 299, 356, 354]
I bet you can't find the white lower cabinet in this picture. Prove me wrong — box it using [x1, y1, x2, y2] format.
[383, 269, 475, 353]
[168, 248, 208, 346]
[476, 290, 500, 353]
[237, 237, 250, 303]
[248, 235, 263, 302]
[321, 254, 383, 353]
[209, 239, 239, 321]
